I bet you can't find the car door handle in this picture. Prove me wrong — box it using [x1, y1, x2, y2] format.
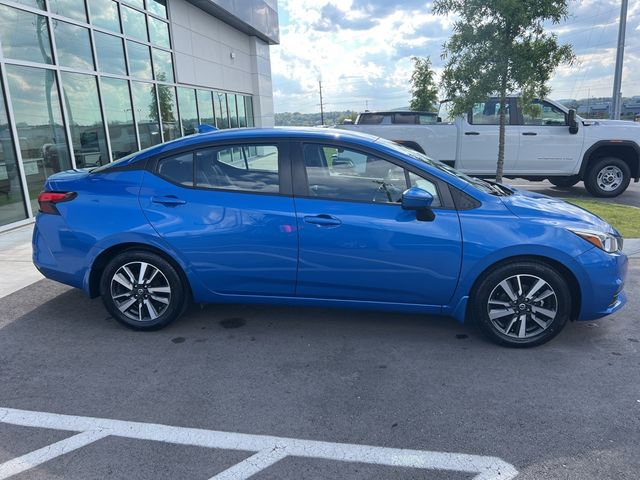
[303, 214, 342, 227]
[151, 195, 186, 206]
[522, 132, 538, 136]
[464, 131, 480, 135]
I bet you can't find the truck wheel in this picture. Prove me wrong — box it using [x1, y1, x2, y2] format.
[549, 176, 580, 188]
[585, 157, 630, 197]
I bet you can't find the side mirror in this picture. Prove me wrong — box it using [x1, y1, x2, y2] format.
[568, 109, 579, 134]
[402, 187, 436, 221]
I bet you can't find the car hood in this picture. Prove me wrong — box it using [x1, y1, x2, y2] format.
[500, 189, 617, 235]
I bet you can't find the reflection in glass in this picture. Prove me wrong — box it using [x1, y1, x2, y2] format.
[60, 72, 109, 167]
[0, 5, 53, 65]
[94, 32, 126, 75]
[237, 96, 247, 127]
[178, 88, 198, 136]
[0, 79, 28, 226]
[130, 82, 161, 149]
[214, 92, 229, 129]
[13, 0, 44, 9]
[245, 96, 254, 127]
[152, 49, 174, 82]
[6, 65, 71, 214]
[50, 0, 87, 23]
[127, 41, 153, 79]
[121, 5, 148, 41]
[53, 21, 95, 70]
[148, 17, 170, 48]
[147, 0, 167, 18]
[158, 85, 179, 141]
[101, 78, 138, 159]
[124, 0, 144, 9]
[89, 0, 120, 32]
[197, 90, 214, 126]
[228, 94, 238, 128]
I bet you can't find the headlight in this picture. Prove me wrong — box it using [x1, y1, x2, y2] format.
[567, 228, 622, 253]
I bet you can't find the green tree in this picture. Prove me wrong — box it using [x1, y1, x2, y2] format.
[433, 0, 575, 181]
[409, 57, 438, 112]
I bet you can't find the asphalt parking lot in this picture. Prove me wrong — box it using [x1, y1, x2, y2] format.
[1, 260, 639, 479]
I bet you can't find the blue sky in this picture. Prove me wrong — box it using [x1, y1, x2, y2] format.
[271, 0, 640, 113]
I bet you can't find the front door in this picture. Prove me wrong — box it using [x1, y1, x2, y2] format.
[140, 141, 298, 296]
[293, 142, 462, 306]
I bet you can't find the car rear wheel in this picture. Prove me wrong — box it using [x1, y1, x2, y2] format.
[471, 261, 571, 347]
[549, 176, 580, 188]
[584, 157, 630, 197]
[100, 250, 186, 330]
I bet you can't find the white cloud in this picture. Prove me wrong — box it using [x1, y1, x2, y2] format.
[272, 0, 640, 113]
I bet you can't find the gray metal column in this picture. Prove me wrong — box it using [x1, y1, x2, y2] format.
[611, 0, 628, 120]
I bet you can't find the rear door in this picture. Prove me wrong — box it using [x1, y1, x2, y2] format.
[140, 141, 298, 296]
[292, 141, 462, 306]
[457, 98, 519, 174]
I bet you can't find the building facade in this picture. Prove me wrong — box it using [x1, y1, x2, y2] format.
[0, 0, 278, 230]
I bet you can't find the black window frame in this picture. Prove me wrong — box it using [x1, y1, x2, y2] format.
[147, 139, 292, 196]
[290, 139, 455, 209]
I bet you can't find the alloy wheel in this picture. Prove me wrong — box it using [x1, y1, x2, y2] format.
[110, 261, 171, 322]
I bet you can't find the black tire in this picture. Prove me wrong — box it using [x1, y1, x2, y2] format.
[584, 157, 631, 198]
[549, 176, 580, 188]
[100, 250, 186, 331]
[471, 261, 571, 348]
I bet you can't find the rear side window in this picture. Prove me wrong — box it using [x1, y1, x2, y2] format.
[195, 144, 280, 193]
[157, 152, 193, 186]
[470, 100, 511, 125]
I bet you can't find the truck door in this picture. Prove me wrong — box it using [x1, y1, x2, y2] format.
[457, 98, 519, 175]
[515, 99, 585, 175]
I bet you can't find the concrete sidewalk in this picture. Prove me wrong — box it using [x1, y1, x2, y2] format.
[1, 223, 639, 299]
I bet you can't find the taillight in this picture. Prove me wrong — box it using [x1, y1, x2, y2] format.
[38, 191, 77, 215]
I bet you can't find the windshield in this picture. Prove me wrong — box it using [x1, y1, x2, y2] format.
[374, 137, 504, 195]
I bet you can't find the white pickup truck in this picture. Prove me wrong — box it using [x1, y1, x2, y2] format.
[338, 98, 640, 197]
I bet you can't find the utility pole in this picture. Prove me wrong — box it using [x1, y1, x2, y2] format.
[611, 0, 628, 119]
[318, 80, 325, 126]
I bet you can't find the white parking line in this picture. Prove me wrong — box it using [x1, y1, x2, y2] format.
[0, 407, 518, 479]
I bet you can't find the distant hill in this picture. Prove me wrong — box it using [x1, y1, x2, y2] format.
[275, 111, 357, 127]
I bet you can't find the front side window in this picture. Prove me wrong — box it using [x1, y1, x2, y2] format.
[302, 144, 409, 204]
[470, 100, 511, 125]
[522, 100, 567, 126]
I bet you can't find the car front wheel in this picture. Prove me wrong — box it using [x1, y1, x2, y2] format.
[100, 250, 186, 330]
[584, 157, 630, 197]
[472, 261, 571, 347]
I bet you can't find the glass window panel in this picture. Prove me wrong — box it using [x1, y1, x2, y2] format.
[127, 41, 152, 79]
[197, 90, 214, 126]
[94, 32, 126, 75]
[130, 81, 161, 149]
[6, 65, 71, 214]
[0, 5, 53, 65]
[123, 0, 144, 9]
[470, 100, 510, 125]
[147, 0, 167, 18]
[12, 0, 44, 9]
[302, 144, 408, 204]
[177, 88, 198, 136]
[195, 145, 280, 193]
[50, 0, 87, 23]
[227, 94, 238, 128]
[60, 72, 109, 167]
[152, 48, 174, 82]
[408, 172, 441, 207]
[158, 85, 179, 141]
[157, 152, 193, 186]
[100, 78, 138, 159]
[53, 21, 94, 70]
[0, 79, 28, 226]
[121, 5, 148, 41]
[245, 97, 254, 127]
[213, 92, 229, 129]
[148, 17, 170, 48]
[89, 0, 120, 33]
[237, 96, 247, 128]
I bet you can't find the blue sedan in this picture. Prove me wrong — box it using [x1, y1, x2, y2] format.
[33, 128, 627, 347]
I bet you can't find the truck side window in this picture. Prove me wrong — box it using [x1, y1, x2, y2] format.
[522, 100, 567, 126]
[470, 101, 510, 125]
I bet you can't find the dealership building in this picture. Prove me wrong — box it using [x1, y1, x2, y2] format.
[0, 0, 279, 230]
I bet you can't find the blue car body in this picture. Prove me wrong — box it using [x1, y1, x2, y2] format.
[33, 128, 627, 327]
